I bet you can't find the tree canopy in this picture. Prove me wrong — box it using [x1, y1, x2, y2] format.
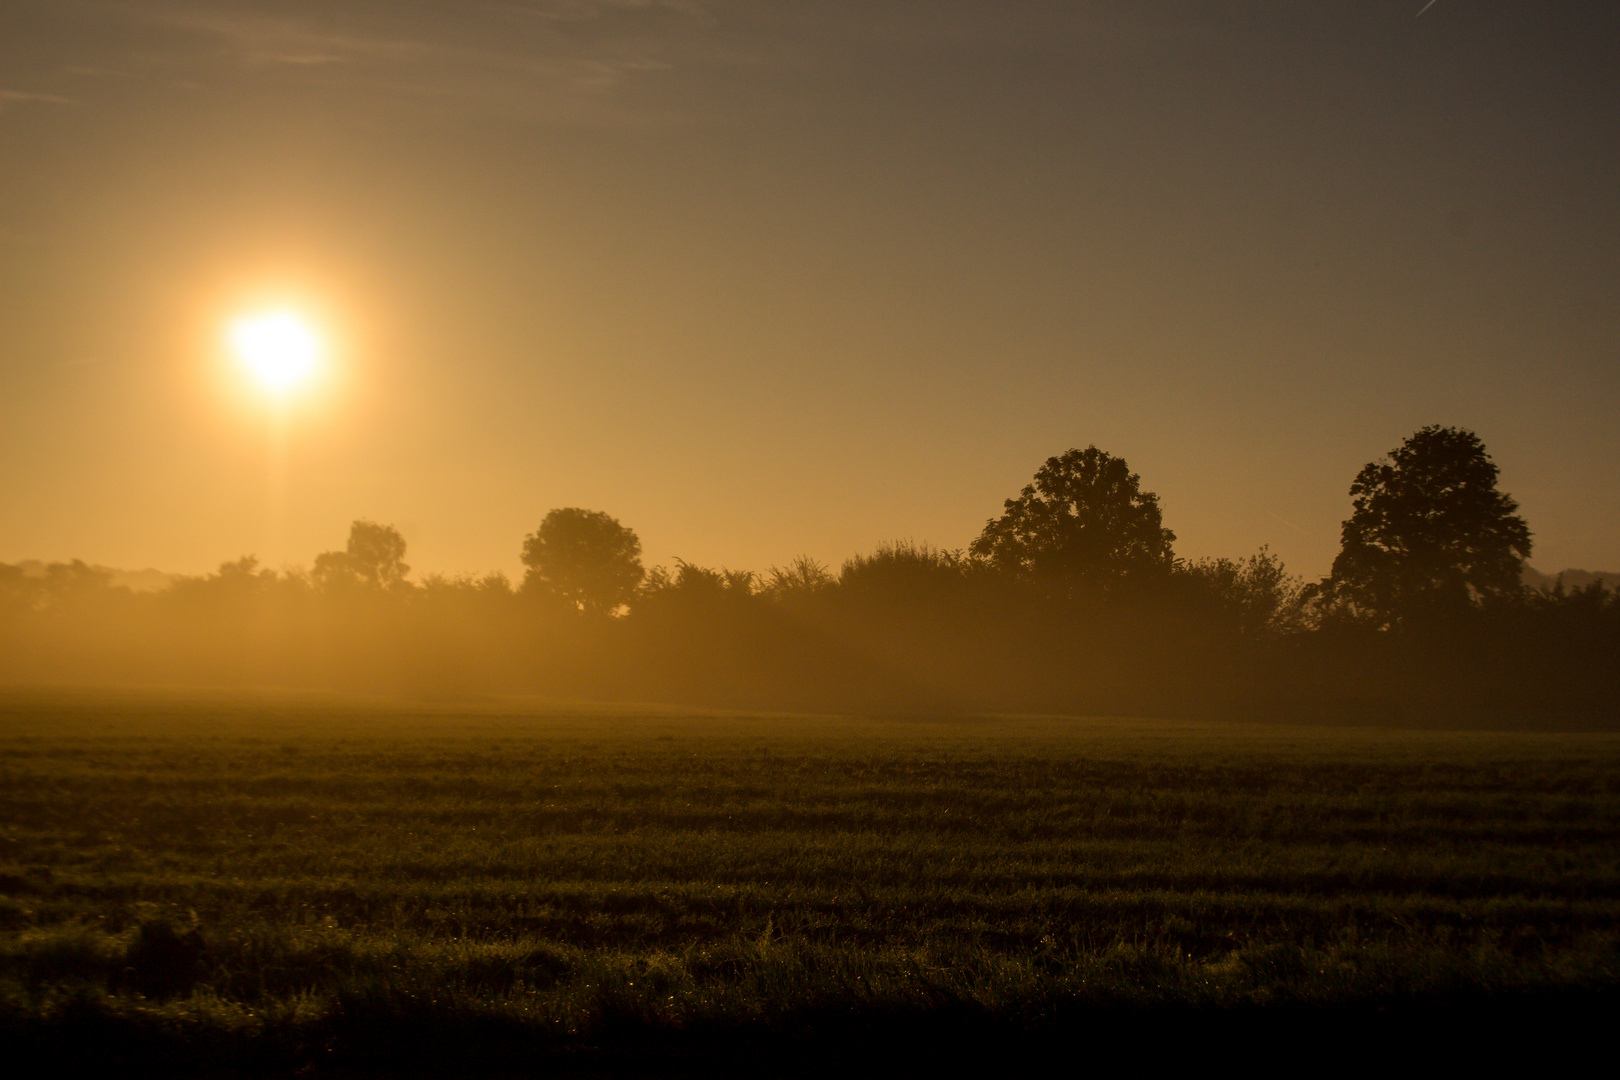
[1318, 425, 1531, 627]
[521, 508, 643, 616]
[970, 446, 1176, 594]
[313, 520, 411, 593]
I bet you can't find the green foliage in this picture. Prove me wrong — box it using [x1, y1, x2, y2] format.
[970, 447, 1176, 595]
[1317, 426, 1532, 628]
[521, 509, 643, 616]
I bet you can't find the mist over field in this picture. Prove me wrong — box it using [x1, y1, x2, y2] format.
[5, 432, 1618, 727]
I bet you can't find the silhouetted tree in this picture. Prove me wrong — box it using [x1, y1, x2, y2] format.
[839, 541, 969, 604]
[0, 563, 42, 615]
[314, 520, 411, 593]
[1312, 426, 1531, 628]
[970, 447, 1176, 595]
[419, 571, 514, 605]
[636, 560, 754, 610]
[166, 556, 280, 608]
[521, 508, 643, 616]
[758, 556, 836, 604]
[1180, 547, 1306, 637]
[39, 560, 121, 609]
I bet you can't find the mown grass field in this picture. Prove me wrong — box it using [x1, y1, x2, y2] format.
[2, 688, 1618, 1074]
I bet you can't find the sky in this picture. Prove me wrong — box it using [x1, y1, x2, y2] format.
[2, 1, 1617, 583]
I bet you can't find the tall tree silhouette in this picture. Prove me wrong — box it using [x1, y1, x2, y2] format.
[1316, 426, 1530, 627]
[521, 508, 643, 616]
[314, 521, 411, 593]
[970, 446, 1176, 595]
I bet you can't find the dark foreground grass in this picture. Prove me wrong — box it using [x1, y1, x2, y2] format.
[2, 687, 1618, 1074]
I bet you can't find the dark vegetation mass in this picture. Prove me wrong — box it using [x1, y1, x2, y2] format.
[2, 696, 1617, 1073]
[3, 426, 1618, 1073]
[2, 426, 1615, 723]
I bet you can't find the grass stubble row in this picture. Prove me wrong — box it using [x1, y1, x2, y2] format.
[2, 689, 1617, 1072]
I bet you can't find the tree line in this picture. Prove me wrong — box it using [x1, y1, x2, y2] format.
[2, 426, 1615, 723]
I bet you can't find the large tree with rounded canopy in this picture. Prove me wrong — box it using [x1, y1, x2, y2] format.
[970, 446, 1176, 595]
[1318, 425, 1531, 627]
[521, 508, 643, 616]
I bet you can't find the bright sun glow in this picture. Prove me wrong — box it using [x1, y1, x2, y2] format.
[228, 310, 322, 393]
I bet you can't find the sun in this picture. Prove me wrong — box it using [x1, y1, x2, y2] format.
[228, 310, 322, 394]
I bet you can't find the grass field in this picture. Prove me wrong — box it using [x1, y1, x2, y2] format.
[2, 687, 1618, 1074]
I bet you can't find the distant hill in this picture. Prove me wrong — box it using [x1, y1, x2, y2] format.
[9, 559, 179, 593]
[1523, 565, 1620, 593]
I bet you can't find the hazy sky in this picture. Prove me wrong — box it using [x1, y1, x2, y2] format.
[3, 1, 1617, 582]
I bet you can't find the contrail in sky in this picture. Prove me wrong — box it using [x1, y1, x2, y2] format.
[1266, 510, 1310, 537]
[1416, 0, 1441, 15]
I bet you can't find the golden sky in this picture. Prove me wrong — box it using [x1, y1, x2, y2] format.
[3, 1, 1617, 580]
